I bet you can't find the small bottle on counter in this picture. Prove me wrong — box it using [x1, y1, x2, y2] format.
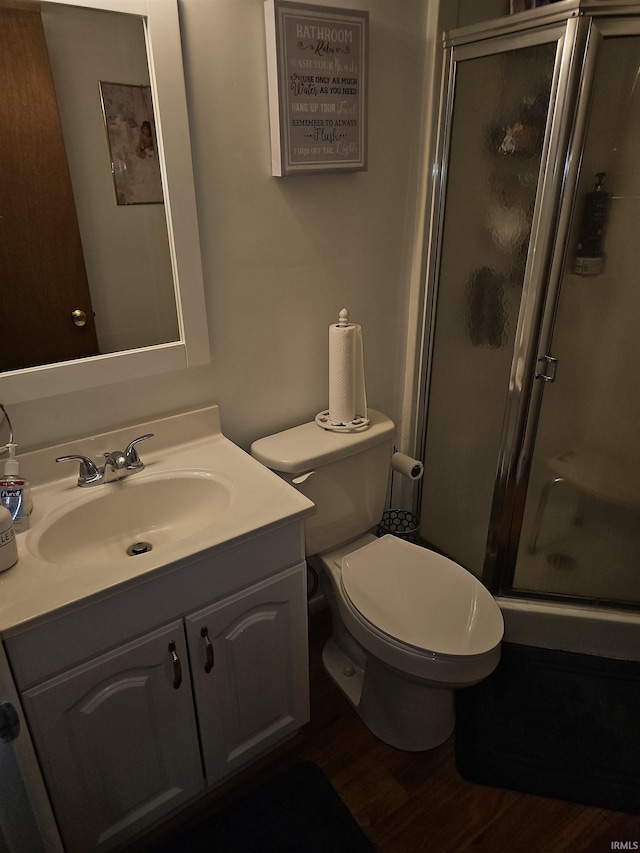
[0, 506, 18, 572]
[0, 444, 32, 533]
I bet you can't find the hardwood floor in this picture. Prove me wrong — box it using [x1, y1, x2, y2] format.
[134, 609, 640, 853]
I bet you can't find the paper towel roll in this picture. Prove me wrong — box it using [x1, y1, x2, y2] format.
[324, 309, 368, 429]
[391, 452, 424, 481]
[328, 322, 356, 424]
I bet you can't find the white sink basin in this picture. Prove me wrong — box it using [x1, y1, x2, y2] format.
[28, 471, 234, 568]
[0, 405, 314, 635]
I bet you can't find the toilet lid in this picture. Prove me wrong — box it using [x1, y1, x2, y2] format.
[341, 536, 503, 656]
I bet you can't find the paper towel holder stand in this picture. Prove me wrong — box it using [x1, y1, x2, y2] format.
[315, 410, 370, 431]
[316, 308, 370, 432]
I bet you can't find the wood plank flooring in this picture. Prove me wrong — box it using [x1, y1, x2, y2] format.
[133, 609, 640, 853]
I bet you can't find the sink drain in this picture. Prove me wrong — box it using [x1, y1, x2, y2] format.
[127, 541, 152, 556]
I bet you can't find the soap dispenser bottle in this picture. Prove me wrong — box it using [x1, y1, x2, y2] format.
[574, 172, 611, 275]
[0, 443, 32, 533]
[0, 506, 18, 571]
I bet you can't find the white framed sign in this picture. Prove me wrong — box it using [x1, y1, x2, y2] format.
[264, 0, 368, 176]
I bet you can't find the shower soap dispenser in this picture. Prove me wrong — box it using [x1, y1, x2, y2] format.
[574, 172, 611, 275]
[0, 444, 32, 533]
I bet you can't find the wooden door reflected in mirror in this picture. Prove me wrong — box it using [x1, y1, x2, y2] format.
[0, 2, 99, 371]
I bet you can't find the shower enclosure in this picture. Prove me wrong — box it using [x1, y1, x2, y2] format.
[419, 0, 640, 609]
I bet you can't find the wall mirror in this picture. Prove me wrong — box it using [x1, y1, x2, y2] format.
[0, 0, 209, 404]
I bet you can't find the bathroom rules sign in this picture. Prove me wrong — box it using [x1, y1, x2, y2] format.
[264, 1, 368, 176]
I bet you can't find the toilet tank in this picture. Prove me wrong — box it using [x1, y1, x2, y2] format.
[251, 410, 395, 555]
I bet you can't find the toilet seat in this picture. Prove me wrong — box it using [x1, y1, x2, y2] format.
[340, 535, 503, 658]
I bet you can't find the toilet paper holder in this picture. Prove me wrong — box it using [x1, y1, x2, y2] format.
[391, 452, 424, 481]
[376, 451, 423, 543]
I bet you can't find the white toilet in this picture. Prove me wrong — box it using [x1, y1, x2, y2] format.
[251, 410, 504, 751]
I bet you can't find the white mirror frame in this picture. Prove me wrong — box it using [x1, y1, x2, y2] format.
[0, 0, 210, 404]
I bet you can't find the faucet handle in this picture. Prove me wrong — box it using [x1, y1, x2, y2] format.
[124, 433, 154, 469]
[56, 454, 101, 487]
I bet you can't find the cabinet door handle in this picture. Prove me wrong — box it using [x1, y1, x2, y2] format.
[200, 626, 214, 673]
[168, 641, 182, 688]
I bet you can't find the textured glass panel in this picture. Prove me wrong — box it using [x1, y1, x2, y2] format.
[421, 41, 555, 576]
[514, 36, 640, 604]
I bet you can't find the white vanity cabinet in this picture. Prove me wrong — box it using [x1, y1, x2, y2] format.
[20, 620, 204, 853]
[187, 568, 309, 787]
[5, 528, 309, 853]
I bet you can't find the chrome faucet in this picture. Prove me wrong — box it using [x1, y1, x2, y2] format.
[56, 434, 154, 487]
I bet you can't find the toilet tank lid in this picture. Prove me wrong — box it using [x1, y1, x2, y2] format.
[251, 409, 395, 474]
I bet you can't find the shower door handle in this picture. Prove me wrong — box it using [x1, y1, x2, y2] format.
[535, 354, 558, 382]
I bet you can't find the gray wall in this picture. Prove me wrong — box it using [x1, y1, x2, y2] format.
[9, 0, 432, 454]
[5, 0, 510, 454]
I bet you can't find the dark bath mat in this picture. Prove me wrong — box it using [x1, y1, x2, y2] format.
[455, 642, 640, 814]
[151, 761, 375, 852]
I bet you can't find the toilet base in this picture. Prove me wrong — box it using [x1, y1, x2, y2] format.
[322, 637, 455, 751]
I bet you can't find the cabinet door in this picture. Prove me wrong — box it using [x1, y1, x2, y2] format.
[186, 566, 309, 786]
[21, 621, 203, 853]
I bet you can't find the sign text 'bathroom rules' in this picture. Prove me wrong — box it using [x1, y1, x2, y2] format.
[264, 0, 368, 176]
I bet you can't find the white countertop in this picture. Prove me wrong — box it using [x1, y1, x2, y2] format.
[0, 405, 314, 637]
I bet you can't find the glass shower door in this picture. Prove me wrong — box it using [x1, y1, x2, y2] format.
[420, 22, 571, 577]
[512, 23, 640, 605]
